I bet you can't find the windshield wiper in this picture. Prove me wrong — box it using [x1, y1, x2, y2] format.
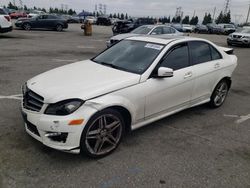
[95, 61, 121, 70]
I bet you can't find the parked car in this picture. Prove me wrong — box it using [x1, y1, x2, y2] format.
[207, 24, 223, 34]
[107, 25, 183, 47]
[10, 11, 27, 19]
[21, 36, 237, 157]
[112, 20, 134, 35]
[28, 10, 45, 18]
[96, 16, 111, 26]
[218, 24, 236, 35]
[227, 27, 250, 47]
[86, 16, 96, 24]
[15, 14, 68, 31]
[194, 24, 208, 33]
[0, 7, 12, 33]
[132, 17, 155, 28]
[182, 24, 194, 32]
[171, 23, 185, 32]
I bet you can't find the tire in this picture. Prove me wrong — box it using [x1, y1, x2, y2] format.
[227, 41, 232, 46]
[56, 24, 63, 32]
[80, 109, 125, 158]
[23, 23, 31, 31]
[209, 80, 229, 108]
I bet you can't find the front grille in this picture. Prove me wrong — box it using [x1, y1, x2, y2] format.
[233, 35, 242, 39]
[23, 88, 44, 112]
[26, 121, 40, 136]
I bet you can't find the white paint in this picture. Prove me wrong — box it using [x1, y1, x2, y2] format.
[0, 94, 22, 100]
[224, 114, 250, 124]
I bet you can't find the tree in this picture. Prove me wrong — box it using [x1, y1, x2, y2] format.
[125, 13, 128, 19]
[121, 13, 124, 20]
[216, 11, 224, 24]
[202, 13, 212, 25]
[7, 2, 18, 10]
[117, 13, 120, 19]
[24, 5, 28, 11]
[172, 17, 176, 23]
[224, 11, 231, 23]
[109, 13, 113, 18]
[175, 16, 181, 23]
[190, 16, 199, 25]
[113, 13, 117, 18]
[41, 8, 46, 13]
[182, 15, 189, 24]
[68, 9, 74, 15]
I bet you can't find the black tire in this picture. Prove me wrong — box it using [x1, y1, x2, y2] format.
[56, 24, 63, 32]
[209, 79, 229, 108]
[80, 109, 125, 158]
[23, 23, 31, 31]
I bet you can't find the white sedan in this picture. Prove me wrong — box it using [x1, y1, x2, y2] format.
[106, 25, 184, 47]
[21, 36, 237, 157]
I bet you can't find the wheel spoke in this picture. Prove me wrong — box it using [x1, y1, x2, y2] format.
[106, 121, 120, 132]
[94, 138, 104, 153]
[105, 136, 116, 146]
[99, 116, 107, 129]
[214, 95, 220, 104]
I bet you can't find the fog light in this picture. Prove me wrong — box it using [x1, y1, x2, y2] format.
[45, 132, 68, 143]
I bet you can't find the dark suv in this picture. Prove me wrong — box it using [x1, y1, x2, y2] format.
[96, 17, 111, 26]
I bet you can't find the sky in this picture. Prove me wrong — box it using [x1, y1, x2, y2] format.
[1, 0, 250, 23]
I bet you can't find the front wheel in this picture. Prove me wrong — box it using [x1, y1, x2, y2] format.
[80, 109, 125, 158]
[23, 23, 31, 31]
[209, 80, 229, 108]
[56, 24, 63, 32]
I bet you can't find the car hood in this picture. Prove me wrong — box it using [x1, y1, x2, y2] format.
[27, 60, 141, 103]
[17, 17, 32, 21]
[111, 33, 140, 41]
[231, 32, 250, 37]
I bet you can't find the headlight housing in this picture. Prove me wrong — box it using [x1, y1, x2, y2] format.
[243, 36, 250, 39]
[45, 99, 84, 116]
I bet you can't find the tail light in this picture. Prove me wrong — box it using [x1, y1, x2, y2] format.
[4, 16, 11, 22]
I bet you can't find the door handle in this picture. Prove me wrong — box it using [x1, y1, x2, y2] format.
[184, 72, 192, 79]
[214, 63, 220, 69]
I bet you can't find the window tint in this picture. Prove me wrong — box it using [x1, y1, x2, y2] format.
[151, 27, 163, 34]
[189, 41, 212, 65]
[48, 15, 57, 19]
[163, 27, 171, 34]
[161, 43, 189, 70]
[0, 8, 6, 15]
[170, 28, 176, 33]
[210, 46, 222, 60]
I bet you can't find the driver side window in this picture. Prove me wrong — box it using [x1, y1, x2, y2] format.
[161, 43, 189, 70]
[151, 27, 163, 35]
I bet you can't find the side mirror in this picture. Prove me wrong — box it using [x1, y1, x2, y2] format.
[157, 67, 174, 78]
[151, 32, 157, 35]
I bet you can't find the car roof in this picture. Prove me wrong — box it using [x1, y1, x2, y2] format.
[126, 35, 208, 45]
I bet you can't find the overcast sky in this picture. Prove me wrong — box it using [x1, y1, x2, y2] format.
[1, 0, 249, 23]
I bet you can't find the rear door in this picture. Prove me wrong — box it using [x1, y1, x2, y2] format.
[188, 41, 223, 104]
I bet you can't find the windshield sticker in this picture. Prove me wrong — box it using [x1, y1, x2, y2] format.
[145, 43, 163, 50]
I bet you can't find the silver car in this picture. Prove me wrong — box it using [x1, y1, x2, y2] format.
[227, 27, 250, 47]
[106, 25, 184, 47]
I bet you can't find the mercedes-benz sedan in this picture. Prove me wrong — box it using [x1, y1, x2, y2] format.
[21, 36, 237, 157]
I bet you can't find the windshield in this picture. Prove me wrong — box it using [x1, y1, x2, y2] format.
[224, 25, 235, 28]
[92, 40, 164, 74]
[236, 28, 250, 33]
[131, 26, 153, 34]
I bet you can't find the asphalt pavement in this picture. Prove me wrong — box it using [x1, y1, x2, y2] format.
[0, 24, 250, 188]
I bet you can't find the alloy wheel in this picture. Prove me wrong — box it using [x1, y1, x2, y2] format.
[85, 114, 123, 156]
[213, 82, 228, 106]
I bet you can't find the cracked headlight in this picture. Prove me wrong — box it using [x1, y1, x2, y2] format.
[45, 99, 84, 116]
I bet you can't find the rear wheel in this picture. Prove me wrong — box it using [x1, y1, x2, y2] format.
[209, 80, 229, 108]
[80, 109, 125, 158]
[56, 24, 63, 32]
[23, 23, 31, 31]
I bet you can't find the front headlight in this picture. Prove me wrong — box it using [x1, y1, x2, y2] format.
[45, 99, 84, 116]
[243, 36, 250, 39]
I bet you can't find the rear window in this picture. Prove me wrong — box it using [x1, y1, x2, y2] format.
[0, 8, 7, 15]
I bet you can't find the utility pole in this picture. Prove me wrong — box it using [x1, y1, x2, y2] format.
[193, 10, 196, 17]
[246, 4, 250, 24]
[212, 7, 216, 22]
[224, 0, 230, 14]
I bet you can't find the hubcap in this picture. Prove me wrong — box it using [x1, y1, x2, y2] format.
[24, 24, 30, 30]
[57, 25, 62, 31]
[85, 114, 122, 155]
[214, 82, 228, 106]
